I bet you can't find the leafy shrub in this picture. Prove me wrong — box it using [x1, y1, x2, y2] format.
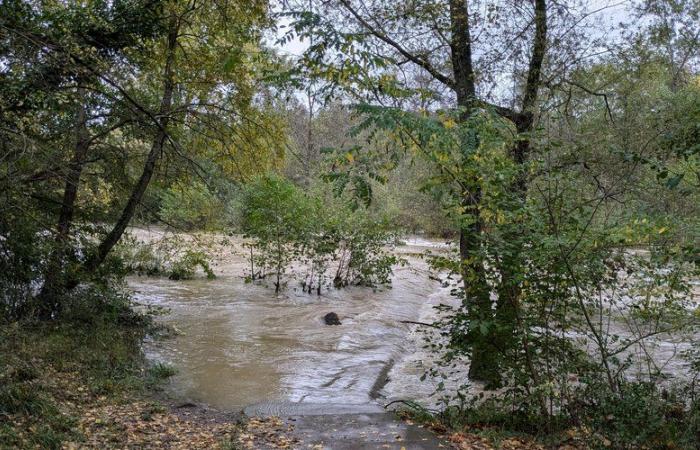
[0, 215, 53, 320]
[239, 174, 313, 292]
[239, 174, 401, 294]
[326, 210, 401, 288]
[571, 381, 700, 449]
[114, 233, 216, 281]
[168, 250, 216, 280]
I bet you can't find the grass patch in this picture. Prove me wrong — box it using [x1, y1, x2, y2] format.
[145, 362, 177, 389]
[0, 292, 164, 449]
[148, 362, 177, 380]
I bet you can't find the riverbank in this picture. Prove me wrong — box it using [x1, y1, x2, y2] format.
[4, 228, 696, 449]
[0, 320, 529, 449]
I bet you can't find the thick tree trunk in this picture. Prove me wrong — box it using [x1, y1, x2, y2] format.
[448, 0, 501, 386]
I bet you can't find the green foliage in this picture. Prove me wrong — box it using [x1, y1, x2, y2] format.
[159, 181, 224, 231]
[114, 233, 216, 280]
[0, 286, 164, 449]
[0, 215, 53, 319]
[239, 174, 401, 294]
[147, 363, 177, 380]
[145, 363, 177, 390]
[571, 381, 700, 449]
[401, 378, 700, 449]
[113, 236, 167, 276]
[326, 210, 400, 288]
[240, 174, 313, 244]
[0, 0, 284, 320]
[319, 63, 699, 446]
[239, 174, 313, 292]
[168, 250, 216, 280]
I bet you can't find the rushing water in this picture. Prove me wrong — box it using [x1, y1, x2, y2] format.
[130, 237, 456, 412]
[129, 232, 698, 413]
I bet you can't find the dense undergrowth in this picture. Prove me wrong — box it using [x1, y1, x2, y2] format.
[0, 288, 176, 449]
[116, 233, 217, 281]
[398, 378, 700, 449]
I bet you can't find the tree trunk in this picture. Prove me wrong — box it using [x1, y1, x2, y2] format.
[82, 17, 179, 276]
[492, 0, 547, 383]
[448, 0, 501, 386]
[36, 85, 91, 318]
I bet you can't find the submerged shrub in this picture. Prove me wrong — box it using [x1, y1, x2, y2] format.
[168, 250, 216, 280]
[239, 174, 312, 292]
[239, 174, 401, 294]
[114, 234, 216, 281]
[327, 211, 400, 288]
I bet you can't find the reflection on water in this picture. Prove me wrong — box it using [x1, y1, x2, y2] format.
[130, 241, 453, 410]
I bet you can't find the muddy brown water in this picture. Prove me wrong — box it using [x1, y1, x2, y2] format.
[129, 236, 457, 413]
[128, 231, 698, 415]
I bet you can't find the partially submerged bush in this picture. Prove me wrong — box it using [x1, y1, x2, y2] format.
[239, 174, 402, 294]
[114, 233, 216, 281]
[239, 174, 313, 292]
[327, 211, 401, 288]
[168, 250, 215, 280]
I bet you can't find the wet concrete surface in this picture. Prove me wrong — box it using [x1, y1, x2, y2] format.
[276, 413, 450, 450]
[244, 402, 385, 416]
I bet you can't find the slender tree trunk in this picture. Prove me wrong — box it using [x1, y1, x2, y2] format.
[82, 17, 179, 276]
[36, 85, 91, 318]
[249, 245, 256, 280]
[275, 235, 282, 293]
[492, 0, 547, 385]
[56, 87, 91, 240]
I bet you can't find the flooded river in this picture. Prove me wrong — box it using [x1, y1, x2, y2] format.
[130, 236, 456, 412]
[128, 231, 698, 413]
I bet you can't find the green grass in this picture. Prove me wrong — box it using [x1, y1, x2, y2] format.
[145, 362, 177, 389]
[0, 299, 166, 449]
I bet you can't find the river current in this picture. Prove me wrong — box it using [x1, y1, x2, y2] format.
[129, 235, 457, 412]
[128, 230, 698, 414]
